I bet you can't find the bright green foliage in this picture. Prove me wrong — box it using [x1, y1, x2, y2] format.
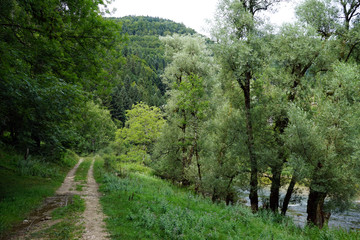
[115, 102, 165, 164]
[119, 103, 165, 146]
[176, 74, 209, 119]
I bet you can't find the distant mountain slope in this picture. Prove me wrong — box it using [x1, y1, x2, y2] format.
[108, 16, 197, 124]
[119, 16, 196, 36]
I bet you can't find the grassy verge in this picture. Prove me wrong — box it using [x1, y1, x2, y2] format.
[31, 195, 86, 240]
[0, 148, 78, 238]
[74, 158, 92, 191]
[93, 156, 359, 240]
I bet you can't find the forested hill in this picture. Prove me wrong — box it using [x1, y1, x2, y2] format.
[108, 16, 197, 124]
[116, 16, 196, 36]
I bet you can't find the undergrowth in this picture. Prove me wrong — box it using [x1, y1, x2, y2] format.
[93, 156, 359, 240]
[0, 148, 78, 238]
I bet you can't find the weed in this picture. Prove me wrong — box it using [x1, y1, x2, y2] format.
[17, 157, 62, 179]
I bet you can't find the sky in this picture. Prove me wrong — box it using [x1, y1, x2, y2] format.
[105, 0, 299, 36]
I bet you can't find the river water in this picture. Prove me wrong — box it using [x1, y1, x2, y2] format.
[237, 187, 360, 230]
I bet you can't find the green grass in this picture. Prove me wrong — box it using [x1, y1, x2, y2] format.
[74, 158, 92, 184]
[0, 148, 78, 238]
[52, 195, 86, 220]
[93, 156, 360, 240]
[75, 184, 85, 191]
[31, 195, 86, 240]
[32, 220, 83, 240]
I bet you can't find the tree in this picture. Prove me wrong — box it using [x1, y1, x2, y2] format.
[211, 0, 282, 212]
[153, 34, 214, 191]
[115, 102, 165, 164]
[264, 23, 325, 214]
[296, 0, 339, 39]
[284, 63, 360, 228]
[0, 0, 122, 157]
[296, 0, 360, 62]
[202, 94, 249, 204]
[74, 101, 116, 153]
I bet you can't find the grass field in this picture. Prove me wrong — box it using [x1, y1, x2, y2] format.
[93, 156, 359, 240]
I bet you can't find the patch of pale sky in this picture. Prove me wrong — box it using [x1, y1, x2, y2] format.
[105, 0, 301, 36]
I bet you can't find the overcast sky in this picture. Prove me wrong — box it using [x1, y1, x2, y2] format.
[105, 0, 299, 36]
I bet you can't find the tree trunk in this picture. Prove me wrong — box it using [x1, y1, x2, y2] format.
[225, 176, 235, 205]
[240, 71, 258, 212]
[194, 122, 202, 193]
[281, 175, 296, 215]
[212, 186, 220, 203]
[306, 187, 328, 228]
[269, 164, 282, 212]
[180, 109, 189, 186]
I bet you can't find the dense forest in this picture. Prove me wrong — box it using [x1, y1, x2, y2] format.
[1, 0, 360, 238]
[108, 16, 196, 124]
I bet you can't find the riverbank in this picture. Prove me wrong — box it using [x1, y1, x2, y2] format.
[93, 156, 359, 239]
[237, 185, 360, 230]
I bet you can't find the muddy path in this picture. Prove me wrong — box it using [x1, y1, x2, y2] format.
[4, 158, 109, 240]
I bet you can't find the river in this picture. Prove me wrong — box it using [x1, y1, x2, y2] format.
[237, 187, 360, 230]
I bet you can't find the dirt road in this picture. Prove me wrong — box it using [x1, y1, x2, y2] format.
[81, 159, 108, 239]
[6, 158, 109, 239]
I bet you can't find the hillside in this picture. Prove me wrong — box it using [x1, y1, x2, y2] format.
[108, 16, 196, 124]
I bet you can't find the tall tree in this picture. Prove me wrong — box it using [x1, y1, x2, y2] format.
[285, 63, 360, 228]
[211, 0, 282, 212]
[266, 23, 325, 214]
[153, 34, 214, 190]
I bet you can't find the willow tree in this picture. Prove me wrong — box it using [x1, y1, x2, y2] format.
[285, 63, 360, 228]
[153, 34, 214, 191]
[211, 0, 282, 212]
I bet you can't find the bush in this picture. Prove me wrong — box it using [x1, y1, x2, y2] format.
[17, 157, 61, 178]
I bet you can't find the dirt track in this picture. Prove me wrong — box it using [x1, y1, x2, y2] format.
[6, 158, 109, 240]
[81, 159, 108, 239]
